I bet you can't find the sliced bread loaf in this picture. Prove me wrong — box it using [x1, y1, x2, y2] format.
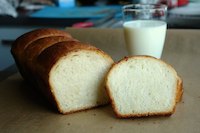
[106, 56, 182, 118]
[11, 28, 114, 114]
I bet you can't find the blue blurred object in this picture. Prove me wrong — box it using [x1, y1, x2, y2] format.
[30, 5, 122, 19]
[53, 0, 75, 7]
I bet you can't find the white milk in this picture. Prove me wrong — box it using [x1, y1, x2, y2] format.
[123, 20, 167, 58]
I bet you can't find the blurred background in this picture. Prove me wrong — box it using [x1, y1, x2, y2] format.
[0, 0, 200, 71]
[0, 0, 200, 28]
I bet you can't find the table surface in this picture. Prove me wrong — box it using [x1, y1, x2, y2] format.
[0, 28, 200, 133]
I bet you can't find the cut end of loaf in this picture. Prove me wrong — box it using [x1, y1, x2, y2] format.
[49, 49, 113, 114]
[106, 56, 180, 118]
[11, 28, 115, 115]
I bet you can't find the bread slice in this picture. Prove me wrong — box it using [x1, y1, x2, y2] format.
[106, 56, 182, 118]
[35, 41, 114, 114]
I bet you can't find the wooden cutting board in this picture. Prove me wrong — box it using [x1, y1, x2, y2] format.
[0, 28, 200, 133]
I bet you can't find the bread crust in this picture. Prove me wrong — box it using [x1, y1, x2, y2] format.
[11, 28, 72, 57]
[25, 36, 75, 62]
[176, 76, 183, 103]
[105, 56, 183, 118]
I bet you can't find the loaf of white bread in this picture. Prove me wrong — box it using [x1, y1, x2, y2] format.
[106, 56, 183, 118]
[11, 28, 183, 117]
[11, 28, 114, 114]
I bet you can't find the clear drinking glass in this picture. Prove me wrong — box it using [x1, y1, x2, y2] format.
[122, 4, 167, 59]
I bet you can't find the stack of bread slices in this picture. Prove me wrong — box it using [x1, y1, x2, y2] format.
[11, 28, 183, 118]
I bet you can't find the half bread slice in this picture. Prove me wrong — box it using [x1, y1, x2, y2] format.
[106, 56, 182, 118]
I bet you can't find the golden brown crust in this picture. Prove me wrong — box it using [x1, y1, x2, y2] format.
[114, 110, 175, 118]
[11, 28, 72, 57]
[105, 56, 181, 118]
[176, 76, 183, 103]
[25, 36, 74, 62]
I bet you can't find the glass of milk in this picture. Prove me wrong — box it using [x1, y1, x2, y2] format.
[122, 4, 167, 59]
